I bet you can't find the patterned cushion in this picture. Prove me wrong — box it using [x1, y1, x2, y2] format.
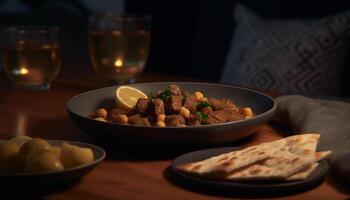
[220, 4, 350, 95]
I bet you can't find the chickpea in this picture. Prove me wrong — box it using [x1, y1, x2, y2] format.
[96, 108, 108, 119]
[242, 107, 253, 118]
[114, 114, 128, 124]
[156, 121, 166, 127]
[179, 106, 190, 118]
[193, 91, 204, 101]
[94, 117, 107, 122]
[157, 114, 166, 122]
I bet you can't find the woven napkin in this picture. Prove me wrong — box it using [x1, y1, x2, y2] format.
[273, 95, 350, 162]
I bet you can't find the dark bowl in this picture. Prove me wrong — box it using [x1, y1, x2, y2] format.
[67, 82, 276, 150]
[0, 140, 106, 183]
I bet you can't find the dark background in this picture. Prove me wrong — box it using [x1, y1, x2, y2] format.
[1, 0, 350, 82]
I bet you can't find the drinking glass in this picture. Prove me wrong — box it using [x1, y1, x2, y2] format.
[89, 14, 151, 84]
[2, 26, 61, 90]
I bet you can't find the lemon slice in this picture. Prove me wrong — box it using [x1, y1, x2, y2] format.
[115, 86, 148, 110]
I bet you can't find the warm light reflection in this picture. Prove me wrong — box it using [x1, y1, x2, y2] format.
[13, 67, 29, 75]
[15, 112, 27, 136]
[20, 68, 29, 75]
[114, 59, 123, 68]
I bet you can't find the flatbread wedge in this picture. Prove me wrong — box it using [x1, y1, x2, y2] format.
[315, 151, 332, 161]
[287, 163, 319, 181]
[224, 149, 316, 180]
[225, 151, 331, 181]
[258, 133, 320, 155]
[285, 151, 332, 181]
[177, 134, 321, 178]
[176, 145, 275, 177]
[176, 134, 328, 181]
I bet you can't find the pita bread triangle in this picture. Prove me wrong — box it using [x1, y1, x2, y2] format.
[177, 134, 331, 181]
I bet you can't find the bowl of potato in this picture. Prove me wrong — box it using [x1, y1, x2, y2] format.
[0, 136, 105, 183]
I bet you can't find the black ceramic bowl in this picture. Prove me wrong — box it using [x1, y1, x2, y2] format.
[67, 82, 276, 150]
[0, 140, 105, 183]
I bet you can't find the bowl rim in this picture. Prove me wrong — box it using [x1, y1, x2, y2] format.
[66, 82, 277, 129]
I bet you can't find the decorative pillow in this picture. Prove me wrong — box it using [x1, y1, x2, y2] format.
[220, 4, 350, 95]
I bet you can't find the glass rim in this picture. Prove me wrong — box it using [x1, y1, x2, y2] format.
[90, 13, 151, 21]
[4, 26, 60, 34]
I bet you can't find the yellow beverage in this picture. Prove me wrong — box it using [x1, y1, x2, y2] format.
[3, 41, 61, 88]
[89, 30, 150, 81]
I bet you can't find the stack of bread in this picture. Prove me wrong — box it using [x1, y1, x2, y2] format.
[177, 134, 331, 181]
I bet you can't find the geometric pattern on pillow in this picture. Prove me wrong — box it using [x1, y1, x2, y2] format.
[221, 4, 350, 95]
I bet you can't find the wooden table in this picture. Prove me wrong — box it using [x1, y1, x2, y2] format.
[0, 68, 349, 200]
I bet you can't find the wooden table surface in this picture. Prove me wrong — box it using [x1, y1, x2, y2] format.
[0, 67, 349, 200]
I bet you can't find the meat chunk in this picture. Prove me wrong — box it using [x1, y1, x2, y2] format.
[183, 96, 198, 113]
[109, 114, 128, 124]
[181, 90, 190, 98]
[209, 98, 239, 112]
[165, 95, 182, 113]
[221, 98, 239, 112]
[165, 114, 185, 126]
[187, 119, 201, 126]
[168, 84, 181, 95]
[209, 98, 223, 110]
[148, 98, 165, 116]
[146, 115, 157, 124]
[186, 114, 201, 126]
[225, 110, 245, 121]
[155, 90, 163, 97]
[200, 106, 213, 115]
[202, 110, 227, 125]
[108, 108, 130, 121]
[135, 98, 149, 114]
[128, 114, 151, 126]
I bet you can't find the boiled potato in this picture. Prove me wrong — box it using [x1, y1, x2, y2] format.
[7, 135, 32, 146]
[18, 138, 51, 163]
[25, 150, 64, 173]
[0, 137, 95, 174]
[60, 143, 94, 168]
[0, 142, 21, 173]
[50, 146, 61, 158]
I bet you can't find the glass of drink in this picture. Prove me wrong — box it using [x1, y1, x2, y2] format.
[2, 26, 61, 90]
[89, 14, 151, 84]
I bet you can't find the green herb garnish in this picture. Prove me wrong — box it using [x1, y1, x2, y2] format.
[196, 111, 208, 120]
[160, 89, 172, 100]
[197, 101, 211, 109]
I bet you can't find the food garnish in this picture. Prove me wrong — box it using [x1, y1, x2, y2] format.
[197, 101, 211, 109]
[160, 89, 172, 100]
[115, 86, 148, 110]
[196, 111, 208, 120]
